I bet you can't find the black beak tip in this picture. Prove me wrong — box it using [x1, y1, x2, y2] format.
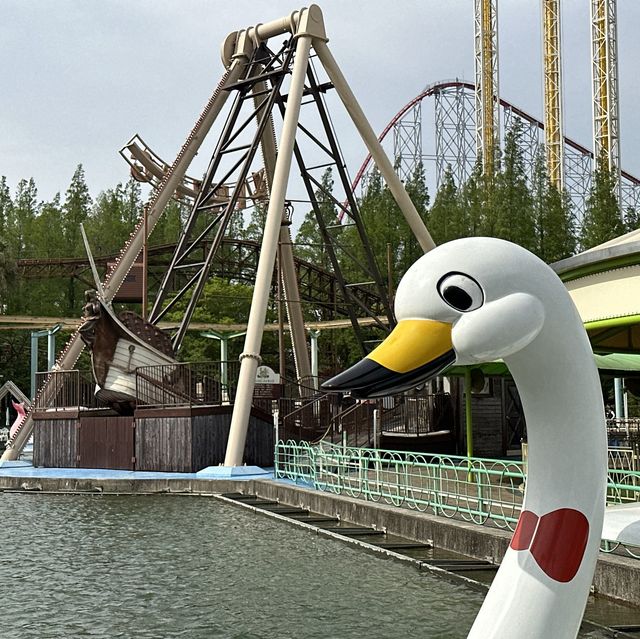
[321, 371, 355, 393]
[321, 350, 457, 399]
[321, 359, 382, 394]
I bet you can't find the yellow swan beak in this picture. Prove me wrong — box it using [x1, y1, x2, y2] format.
[322, 319, 455, 398]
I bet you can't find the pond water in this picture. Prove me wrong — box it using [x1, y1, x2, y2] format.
[0, 493, 631, 638]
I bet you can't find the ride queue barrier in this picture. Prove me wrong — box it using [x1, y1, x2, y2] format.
[274, 440, 640, 558]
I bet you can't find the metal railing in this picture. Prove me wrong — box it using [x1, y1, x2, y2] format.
[274, 440, 640, 558]
[380, 392, 454, 435]
[34, 370, 102, 411]
[135, 360, 240, 408]
[279, 393, 377, 446]
[275, 440, 525, 529]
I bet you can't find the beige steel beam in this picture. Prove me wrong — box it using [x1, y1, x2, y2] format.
[224, 26, 316, 467]
[312, 40, 435, 252]
[591, 0, 621, 206]
[251, 77, 313, 390]
[225, 5, 434, 466]
[1, 56, 250, 462]
[542, 0, 565, 190]
[474, 0, 500, 176]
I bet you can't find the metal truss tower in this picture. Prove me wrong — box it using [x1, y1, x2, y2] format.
[393, 101, 422, 182]
[353, 81, 640, 224]
[434, 82, 477, 186]
[591, 0, 622, 208]
[474, 0, 500, 175]
[542, 0, 565, 190]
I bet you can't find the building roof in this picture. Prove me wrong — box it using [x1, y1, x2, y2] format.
[553, 231, 640, 358]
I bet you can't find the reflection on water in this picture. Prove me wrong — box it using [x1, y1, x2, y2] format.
[0, 493, 628, 638]
[0, 494, 482, 638]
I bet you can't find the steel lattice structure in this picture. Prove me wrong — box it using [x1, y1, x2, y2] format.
[543, 0, 565, 189]
[474, 0, 500, 176]
[353, 80, 640, 222]
[591, 0, 621, 202]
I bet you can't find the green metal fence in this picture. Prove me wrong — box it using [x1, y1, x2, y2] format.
[274, 440, 640, 556]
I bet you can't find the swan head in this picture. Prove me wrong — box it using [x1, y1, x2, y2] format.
[323, 237, 565, 398]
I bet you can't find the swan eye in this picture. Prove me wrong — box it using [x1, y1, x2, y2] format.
[437, 272, 484, 312]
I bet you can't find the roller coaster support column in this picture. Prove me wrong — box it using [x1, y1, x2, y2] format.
[1, 58, 248, 462]
[224, 22, 316, 467]
[312, 40, 436, 253]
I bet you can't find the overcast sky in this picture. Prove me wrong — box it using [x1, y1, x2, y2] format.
[2, 0, 640, 204]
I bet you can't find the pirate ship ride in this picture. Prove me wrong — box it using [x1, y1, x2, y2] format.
[79, 290, 177, 410]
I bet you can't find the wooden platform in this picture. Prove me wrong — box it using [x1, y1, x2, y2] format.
[32, 405, 273, 471]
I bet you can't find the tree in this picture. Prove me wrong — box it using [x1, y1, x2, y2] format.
[531, 150, 576, 262]
[624, 206, 640, 233]
[62, 165, 92, 257]
[295, 168, 338, 268]
[459, 161, 491, 237]
[242, 203, 268, 241]
[492, 122, 536, 252]
[0, 177, 12, 239]
[345, 165, 430, 282]
[427, 165, 469, 244]
[0, 178, 15, 309]
[580, 153, 624, 250]
[223, 205, 245, 240]
[13, 178, 38, 256]
[31, 194, 66, 258]
[402, 163, 430, 269]
[152, 198, 185, 246]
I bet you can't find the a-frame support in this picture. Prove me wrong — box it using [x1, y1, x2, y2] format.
[222, 5, 434, 466]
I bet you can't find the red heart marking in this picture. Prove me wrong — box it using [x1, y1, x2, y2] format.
[510, 508, 589, 583]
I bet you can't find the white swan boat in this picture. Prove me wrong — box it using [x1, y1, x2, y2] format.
[324, 237, 607, 639]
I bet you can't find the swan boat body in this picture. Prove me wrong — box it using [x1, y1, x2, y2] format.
[324, 237, 607, 639]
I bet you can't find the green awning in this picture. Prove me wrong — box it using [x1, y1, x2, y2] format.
[445, 352, 640, 378]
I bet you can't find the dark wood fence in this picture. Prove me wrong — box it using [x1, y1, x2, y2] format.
[77, 416, 135, 470]
[33, 416, 78, 468]
[135, 405, 273, 472]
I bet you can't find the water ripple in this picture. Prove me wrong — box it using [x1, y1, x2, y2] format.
[0, 493, 611, 638]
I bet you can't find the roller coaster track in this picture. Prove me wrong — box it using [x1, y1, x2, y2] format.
[350, 80, 640, 218]
[16, 238, 386, 321]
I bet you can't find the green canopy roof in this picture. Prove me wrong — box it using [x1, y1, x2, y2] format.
[445, 351, 640, 379]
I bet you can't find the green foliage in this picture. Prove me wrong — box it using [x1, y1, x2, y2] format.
[624, 207, 640, 233]
[0, 130, 632, 379]
[89, 179, 146, 254]
[13, 178, 38, 255]
[427, 165, 469, 243]
[62, 165, 92, 256]
[0, 178, 16, 308]
[242, 203, 267, 241]
[295, 168, 338, 269]
[494, 125, 536, 251]
[342, 165, 429, 283]
[531, 150, 576, 262]
[580, 153, 624, 250]
[459, 161, 490, 236]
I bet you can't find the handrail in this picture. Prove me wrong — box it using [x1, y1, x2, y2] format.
[275, 440, 640, 559]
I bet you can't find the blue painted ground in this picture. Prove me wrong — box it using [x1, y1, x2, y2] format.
[0, 459, 276, 481]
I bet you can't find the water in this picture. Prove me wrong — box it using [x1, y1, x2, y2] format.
[0, 493, 630, 638]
